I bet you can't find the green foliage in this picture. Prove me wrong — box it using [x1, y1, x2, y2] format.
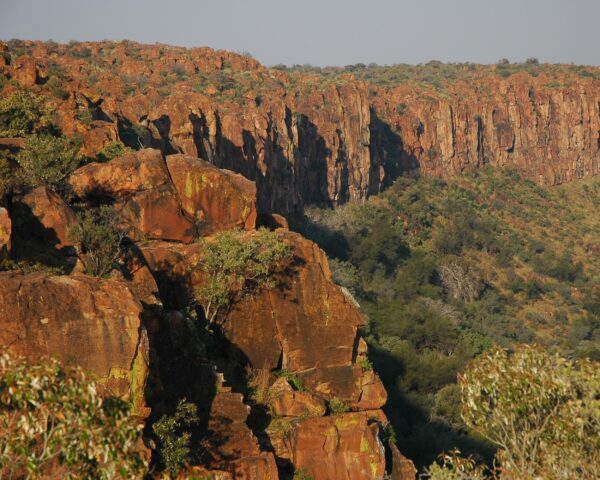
[69, 206, 125, 277]
[0, 90, 53, 137]
[0, 150, 14, 196]
[97, 140, 132, 163]
[16, 133, 81, 192]
[360, 357, 374, 371]
[152, 400, 200, 477]
[327, 397, 350, 414]
[426, 450, 490, 480]
[459, 345, 600, 479]
[293, 467, 314, 480]
[194, 228, 291, 323]
[274, 368, 305, 392]
[294, 168, 600, 467]
[0, 353, 147, 479]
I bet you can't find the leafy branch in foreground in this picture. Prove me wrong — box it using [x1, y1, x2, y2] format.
[194, 228, 291, 323]
[0, 353, 147, 479]
[427, 345, 600, 479]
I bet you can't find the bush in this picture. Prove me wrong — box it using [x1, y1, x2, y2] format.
[69, 206, 125, 277]
[16, 133, 81, 192]
[327, 397, 350, 414]
[458, 345, 600, 479]
[0, 353, 147, 479]
[0, 90, 53, 137]
[438, 258, 484, 302]
[152, 400, 200, 477]
[274, 368, 305, 391]
[97, 140, 131, 163]
[194, 228, 291, 323]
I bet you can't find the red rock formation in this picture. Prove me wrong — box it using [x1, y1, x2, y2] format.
[69, 148, 171, 198]
[371, 75, 600, 185]
[287, 412, 387, 480]
[0, 206, 10, 259]
[0, 272, 153, 416]
[165, 153, 257, 233]
[205, 390, 279, 479]
[5, 41, 598, 214]
[270, 378, 326, 417]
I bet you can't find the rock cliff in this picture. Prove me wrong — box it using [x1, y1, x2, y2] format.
[3, 40, 597, 216]
[0, 147, 415, 478]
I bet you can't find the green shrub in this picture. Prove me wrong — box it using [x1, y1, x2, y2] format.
[327, 397, 350, 414]
[459, 345, 600, 479]
[97, 140, 131, 163]
[69, 206, 125, 277]
[194, 228, 291, 323]
[0, 90, 53, 137]
[16, 133, 81, 192]
[152, 400, 200, 477]
[0, 352, 147, 479]
[274, 368, 305, 392]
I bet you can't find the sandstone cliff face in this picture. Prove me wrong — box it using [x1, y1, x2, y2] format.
[371, 75, 600, 185]
[3, 41, 598, 217]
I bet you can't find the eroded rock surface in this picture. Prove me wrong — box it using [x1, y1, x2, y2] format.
[0, 272, 153, 416]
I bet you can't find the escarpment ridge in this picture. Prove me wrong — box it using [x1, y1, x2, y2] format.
[1, 40, 599, 215]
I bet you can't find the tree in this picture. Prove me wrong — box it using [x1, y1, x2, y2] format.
[0, 353, 147, 479]
[70, 206, 126, 277]
[438, 258, 484, 302]
[152, 400, 200, 477]
[16, 134, 81, 192]
[0, 90, 53, 137]
[457, 345, 600, 479]
[194, 228, 291, 323]
[97, 140, 131, 163]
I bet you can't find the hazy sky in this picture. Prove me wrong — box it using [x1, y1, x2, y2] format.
[1, 0, 599, 66]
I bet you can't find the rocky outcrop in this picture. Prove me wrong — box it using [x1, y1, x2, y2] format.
[286, 412, 388, 480]
[11, 186, 78, 264]
[165, 154, 257, 233]
[0, 272, 153, 416]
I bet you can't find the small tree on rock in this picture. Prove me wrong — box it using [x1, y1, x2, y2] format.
[70, 206, 126, 277]
[194, 228, 291, 324]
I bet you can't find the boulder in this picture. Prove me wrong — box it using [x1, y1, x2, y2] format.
[288, 412, 387, 480]
[0, 272, 153, 416]
[270, 377, 326, 418]
[69, 148, 170, 199]
[166, 154, 257, 234]
[205, 390, 279, 479]
[15, 186, 77, 249]
[69, 149, 196, 242]
[11, 187, 77, 265]
[120, 184, 196, 242]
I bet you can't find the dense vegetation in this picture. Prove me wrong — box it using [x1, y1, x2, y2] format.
[292, 167, 600, 466]
[427, 345, 600, 479]
[0, 353, 146, 478]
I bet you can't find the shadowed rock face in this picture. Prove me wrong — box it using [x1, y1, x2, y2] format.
[0, 272, 153, 416]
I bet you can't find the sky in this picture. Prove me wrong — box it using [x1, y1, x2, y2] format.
[1, 0, 599, 67]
